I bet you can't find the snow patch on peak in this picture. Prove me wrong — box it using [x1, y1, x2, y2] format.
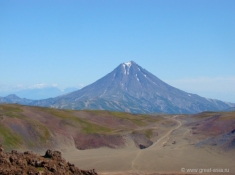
[122, 61, 132, 75]
[136, 74, 139, 81]
[123, 61, 132, 67]
[122, 64, 127, 74]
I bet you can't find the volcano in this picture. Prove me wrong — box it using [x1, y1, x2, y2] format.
[30, 61, 234, 114]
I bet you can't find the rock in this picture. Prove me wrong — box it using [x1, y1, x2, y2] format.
[44, 149, 62, 161]
[0, 144, 4, 152]
[0, 148, 98, 175]
[139, 144, 147, 149]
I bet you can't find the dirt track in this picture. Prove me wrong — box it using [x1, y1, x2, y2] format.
[131, 116, 182, 174]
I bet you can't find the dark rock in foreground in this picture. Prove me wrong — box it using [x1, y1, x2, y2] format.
[0, 145, 98, 175]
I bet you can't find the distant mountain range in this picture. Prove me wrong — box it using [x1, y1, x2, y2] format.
[0, 61, 234, 114]
[0, 87, 78, 100]
[0, 94, 33, 105]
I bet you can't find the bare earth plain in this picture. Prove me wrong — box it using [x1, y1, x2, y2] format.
[0, 104, 235, 175]
[63, 115, 235, 175]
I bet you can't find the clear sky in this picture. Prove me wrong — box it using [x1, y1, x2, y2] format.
[0, 0, 235, 102]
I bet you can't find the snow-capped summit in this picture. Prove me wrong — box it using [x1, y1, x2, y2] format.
[122, 61, 135, 75]
[29, 61, 234, 114]
[123, 61, 133, 67]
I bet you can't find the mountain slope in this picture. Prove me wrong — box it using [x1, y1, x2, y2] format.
[30, 61, 234, 114]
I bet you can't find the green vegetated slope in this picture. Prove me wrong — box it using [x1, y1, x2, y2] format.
[0, 104, 161, 151]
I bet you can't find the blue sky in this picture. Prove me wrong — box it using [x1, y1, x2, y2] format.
[0, 0, 235, 102]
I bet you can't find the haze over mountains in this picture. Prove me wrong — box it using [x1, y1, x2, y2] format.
[0, 87, 78, 100]
[1, 61, 234, 114]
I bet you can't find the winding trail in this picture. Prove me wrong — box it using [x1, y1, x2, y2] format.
[131, 115, 182, 174]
